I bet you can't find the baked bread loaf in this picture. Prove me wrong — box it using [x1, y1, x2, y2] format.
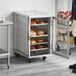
[31, 27, 45, 36]
[30, 46, 35, 50]
[31, 19, 37, 24]
[31, 21, 36, 24]
[35, 38, 44, 43]
[36, 45, 43, 49]
[30, 39, 36, 44]
[37, 30, 45, 35]
[31, 27, 37, 32]
[30, 31, 36, 37]
[38, 21, 44, 24]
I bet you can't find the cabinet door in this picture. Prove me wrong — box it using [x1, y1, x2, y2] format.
[52, 0, 72, 59]
[52, 18, 70, 59]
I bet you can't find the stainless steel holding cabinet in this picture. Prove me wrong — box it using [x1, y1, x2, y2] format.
[14, 10, 52, 62]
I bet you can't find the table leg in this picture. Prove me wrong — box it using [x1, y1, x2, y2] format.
[7, 25, 11, 69]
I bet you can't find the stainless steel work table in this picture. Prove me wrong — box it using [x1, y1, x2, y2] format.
[0, 20, 13, 69]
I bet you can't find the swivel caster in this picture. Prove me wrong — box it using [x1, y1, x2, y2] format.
[56, 44, 60, 51]
[28, 59, 31, 63]
[69, 49, 71, 55]
[43, 56, 47, 61]
[7, 65, 9, 69]
[15, 52, 20, 57]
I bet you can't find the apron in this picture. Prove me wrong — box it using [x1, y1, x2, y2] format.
[70, 20, 76, 37]
[70, 0, 76, 37]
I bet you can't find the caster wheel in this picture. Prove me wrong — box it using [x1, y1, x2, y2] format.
[69, 49, 71, 55]
[28, 59, 31, 63]
[15, 52, 20, 57]
[7, 65, 9, 69]
[56, 44, 60, 51]
[43, 57, 47, 61]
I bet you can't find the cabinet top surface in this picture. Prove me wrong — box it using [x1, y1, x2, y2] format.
[0, 20, 13, 26]
[15, 10, 51, 18]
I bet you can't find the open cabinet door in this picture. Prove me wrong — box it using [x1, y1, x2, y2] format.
[52, 0, 72, 59]
[53, 18, 70, 59]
